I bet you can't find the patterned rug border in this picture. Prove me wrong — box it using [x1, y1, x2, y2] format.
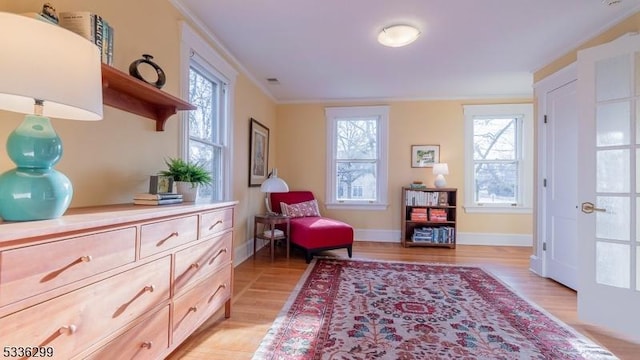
[252, 257, 618, 359]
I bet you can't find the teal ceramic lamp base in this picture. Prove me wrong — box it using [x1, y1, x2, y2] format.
[0, 115, 73, 221]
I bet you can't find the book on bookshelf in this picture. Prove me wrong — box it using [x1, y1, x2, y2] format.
[58, 11, 113, 65]
[21, 12, 57, 25]
[133, 198, 183, 206]
[428, 208, 448, 222]
[134, 193, 182, 200]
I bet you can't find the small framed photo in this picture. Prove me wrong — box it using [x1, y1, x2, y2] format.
[149, 175, 174, 194]
[411, 145, 440, 168]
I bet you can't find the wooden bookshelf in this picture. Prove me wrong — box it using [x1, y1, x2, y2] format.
[101, 64, 196, 131]
[401, 187, 457, 248]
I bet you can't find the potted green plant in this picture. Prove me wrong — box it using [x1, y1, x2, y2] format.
[159, 157, 212, 201]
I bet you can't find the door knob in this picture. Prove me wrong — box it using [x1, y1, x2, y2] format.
[581, 202, 606, 214]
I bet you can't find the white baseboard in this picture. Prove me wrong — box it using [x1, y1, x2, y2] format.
[529, 254, 543, 276]
[456, 232, 532, 247]
[234, 237, 268, 267]
[235, 230, 533, 266]
[354, 229, 400, 242]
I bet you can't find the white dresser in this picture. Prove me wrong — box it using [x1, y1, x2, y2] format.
[0, 201, 236, 359]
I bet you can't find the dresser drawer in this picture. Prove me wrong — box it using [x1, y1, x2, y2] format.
[0, 256, 171, 360]
[140, 215, 198, 258]
[174, 232, 232, 296]
[172, 266, 232, 346]
[85, 305, 170, 360]
[0, 227, 136, 307]
[199, 208, 233, 239]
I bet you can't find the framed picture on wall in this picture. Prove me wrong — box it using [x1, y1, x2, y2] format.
[249, 118, 269, 187]
[411, 145, 440, 168]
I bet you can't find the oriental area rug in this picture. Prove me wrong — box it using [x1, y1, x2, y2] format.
[253, 259, 618, 360]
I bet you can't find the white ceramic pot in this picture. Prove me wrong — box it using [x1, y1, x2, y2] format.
[176, 181, 198, 202]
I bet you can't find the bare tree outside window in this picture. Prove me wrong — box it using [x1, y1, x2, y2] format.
[473, 117, 519, 204]
[188, 65, 224, 201]
[336, 118, 377, 201]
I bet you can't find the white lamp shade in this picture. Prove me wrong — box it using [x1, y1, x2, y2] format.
[260, 169, 289, 193]
[377, 25, 420, 47]
[433, 163, 449, 175]
[0, 12, 103, 120]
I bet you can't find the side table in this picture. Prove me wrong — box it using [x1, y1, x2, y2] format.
[254, 214, 290, 261]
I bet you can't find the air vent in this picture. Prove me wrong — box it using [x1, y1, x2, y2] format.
[266, 78, 280, 85]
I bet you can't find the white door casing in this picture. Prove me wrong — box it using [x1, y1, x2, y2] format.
[577, 33, 640, 342]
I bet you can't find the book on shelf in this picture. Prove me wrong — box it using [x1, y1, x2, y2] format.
[134, 193, 182, 200]
[21, 12, 57, 25]
[429, 208, 448, 222]
[262, 229, 285, 238]
[410, 208, 428, 221]
[58, 11, 114, 65]
[133, 198, 183, 206]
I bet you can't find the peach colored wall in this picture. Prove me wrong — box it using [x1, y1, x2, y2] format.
[535, 12, 640, 82]
[0, 1, 276, 252]
[276, 99, 532, 236]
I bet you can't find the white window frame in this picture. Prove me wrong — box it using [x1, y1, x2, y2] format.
[180, 23, 237, 200]
[325, 106, 389, 210]
[463, 104, 533, 214]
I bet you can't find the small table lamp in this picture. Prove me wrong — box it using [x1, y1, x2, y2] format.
[0, 12, 103, 221]
[260, 168, 289, 214]
[433, 163, 449, 188]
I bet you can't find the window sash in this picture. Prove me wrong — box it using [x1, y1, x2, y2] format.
[463, 104, 533, 213]
[325, 106, 389, 209]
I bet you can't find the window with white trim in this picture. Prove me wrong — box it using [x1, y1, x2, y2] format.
[186, 62, 226, 201]
[325, 106, 388, 210]
[463, 104, 533, 213]
[181, 24, 237, 202]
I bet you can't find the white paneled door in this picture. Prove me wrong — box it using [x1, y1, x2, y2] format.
[544, 75, 579, 290]
[577, 33, 640, 342]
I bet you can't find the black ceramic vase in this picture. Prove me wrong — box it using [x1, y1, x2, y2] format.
[129, 54, 166, 89]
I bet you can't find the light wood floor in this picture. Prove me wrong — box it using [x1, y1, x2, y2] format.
[167, 242, 640, 360]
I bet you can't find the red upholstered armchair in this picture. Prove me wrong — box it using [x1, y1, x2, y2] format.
[270, 191, 353, 263]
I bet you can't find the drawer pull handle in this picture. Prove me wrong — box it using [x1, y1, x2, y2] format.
[144, 285, 156, 293]
[209, 220, 223, 230]
[58, 325, 77, 335]
[141, 341, 153, 349]
[80, 255, 93, 263]
[190, 262, 201, 270]
[189, 306, 198, 313]
[208, 248, 228, 265]
[208, 283, 228, 303]
[157, 232, 179, 246]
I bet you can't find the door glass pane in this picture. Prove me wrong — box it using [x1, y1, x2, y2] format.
[637, 246, 640, 290]
[596, 54, 631, 102]
[637, 150, 640, 193]
[596, 196, 630, 241]
[597, 149, 630, 193]
[596, 102, 630, 146]
[636, 99, 640, 144]
[596, 241, 630, 288]
[634, 52, 640, 96]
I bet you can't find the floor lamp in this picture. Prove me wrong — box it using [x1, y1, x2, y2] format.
[0, 12, 103, 221]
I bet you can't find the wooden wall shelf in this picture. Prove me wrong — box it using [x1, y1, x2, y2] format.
[101, 64, 196, 131]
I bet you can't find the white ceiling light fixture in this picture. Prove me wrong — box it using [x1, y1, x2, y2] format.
[377, 24, 421, 47]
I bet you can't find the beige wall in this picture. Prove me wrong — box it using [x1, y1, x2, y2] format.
[0, 0, 276, 253]
[535, 12, 640, 82]
[276, 99, 532, 236]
